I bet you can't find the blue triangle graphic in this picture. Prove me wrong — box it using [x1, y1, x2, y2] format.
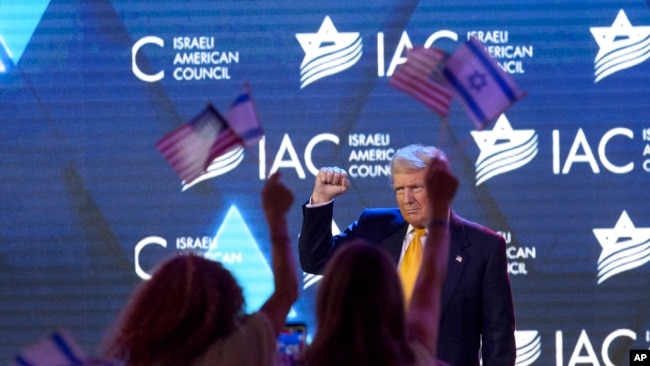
[0, 0, 50, 66]
[205, 205, 297, 318]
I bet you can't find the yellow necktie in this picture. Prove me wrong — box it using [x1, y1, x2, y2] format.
[399, 228, 426, 304]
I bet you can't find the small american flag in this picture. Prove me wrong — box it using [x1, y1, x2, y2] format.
[389, 46, 453, 117]
[156, 103, 240, 184]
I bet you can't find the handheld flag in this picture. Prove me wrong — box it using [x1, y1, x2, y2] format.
[156, 103, 239, 185]
[156, 86, 264, 187]
[225, 90, 263, 148]
[188, 89, 264, 189]
[13, 329, 87, 366]
[443, 36, 526, 129]
[389, 46, 453, 117]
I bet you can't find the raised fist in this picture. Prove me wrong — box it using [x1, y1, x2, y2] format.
[311, 167, 351, 204]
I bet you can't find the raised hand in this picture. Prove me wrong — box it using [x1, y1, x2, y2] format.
[260, 171, 298, 335]
[425, 158, 458, 222]
[311, 167, 351, 204]
[407, 157, 459, 361]
[262, 171, 294, 222]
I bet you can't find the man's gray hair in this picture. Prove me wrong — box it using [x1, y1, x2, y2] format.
[390, 144, 448, 176]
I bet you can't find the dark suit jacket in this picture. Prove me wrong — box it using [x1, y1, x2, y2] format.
[299, 203, 516, 366]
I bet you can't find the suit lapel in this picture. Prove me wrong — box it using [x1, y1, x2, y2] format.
[373, 209, 469, 316]
[379, 224, 408, 264]
[440, 213, 469, 316]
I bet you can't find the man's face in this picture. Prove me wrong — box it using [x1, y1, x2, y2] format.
[393, 168, 430, 229]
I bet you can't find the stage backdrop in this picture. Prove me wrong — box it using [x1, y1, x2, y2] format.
[2, 1, 650, 365]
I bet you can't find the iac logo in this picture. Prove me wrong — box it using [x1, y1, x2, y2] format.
[131, 35, 239, 82]
[590, 9, 650, 83]
[296, 16, 363, 88]
[471, 114, 538, 186]
[0, 1, 50, 73]
[552, 127, 650, 175]
[593, 210, 650, 284]
[515, 330, 541, 366]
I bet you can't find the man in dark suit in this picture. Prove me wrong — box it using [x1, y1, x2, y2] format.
[298, 144, 516, 366]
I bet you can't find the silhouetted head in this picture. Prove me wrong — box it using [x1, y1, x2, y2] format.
[305, 240, 414, 366]
[103, 253, 245, 365]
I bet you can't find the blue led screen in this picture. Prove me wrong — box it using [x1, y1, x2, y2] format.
[2, 1, 650, 364]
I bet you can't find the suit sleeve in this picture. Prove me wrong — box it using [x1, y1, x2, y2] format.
[298, 200, 337, 274]
[480, 235, 516, 366]
[299, 200, 365, 274]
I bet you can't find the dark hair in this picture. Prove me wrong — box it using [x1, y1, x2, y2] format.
[303, 240, 415, 366]
[102, 253, 245, 365]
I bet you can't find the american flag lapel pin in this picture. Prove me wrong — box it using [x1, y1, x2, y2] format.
[455, 255, 463, 263]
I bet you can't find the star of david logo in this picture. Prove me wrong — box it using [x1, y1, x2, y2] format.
[589, 9, 650, 82]
[468, 70, 487, 92]
[295, 16, 362, 88]
[593, 210, 650, 284]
